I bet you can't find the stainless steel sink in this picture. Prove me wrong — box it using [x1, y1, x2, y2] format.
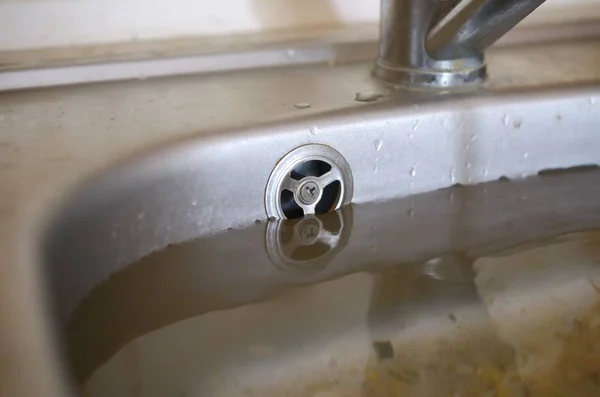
[56, 169, 600, 396]
[2, 27, 600, 397]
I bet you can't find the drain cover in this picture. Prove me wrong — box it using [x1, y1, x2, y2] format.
[265, 145, 353, 219]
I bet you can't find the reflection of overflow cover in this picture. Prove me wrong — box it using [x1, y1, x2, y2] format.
[265, 145, 354, 219]
[265, 208, 353, 271]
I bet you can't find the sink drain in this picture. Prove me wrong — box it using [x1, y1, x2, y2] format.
[265, 145, 353, 219]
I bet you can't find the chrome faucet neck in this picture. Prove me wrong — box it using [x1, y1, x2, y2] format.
[374, 0, 547, 89]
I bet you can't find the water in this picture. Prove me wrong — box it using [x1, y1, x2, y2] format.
[66, 168, 600, 397]
[409, 164, 417, 177]
[374, 138, 383, 152]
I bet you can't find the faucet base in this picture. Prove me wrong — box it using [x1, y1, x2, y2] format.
[373, 58, 487, 89]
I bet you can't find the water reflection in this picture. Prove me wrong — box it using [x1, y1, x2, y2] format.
[265, 209, 352, 271]
[67, 209, 355, 384]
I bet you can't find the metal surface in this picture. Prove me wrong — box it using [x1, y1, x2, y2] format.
[375, 0, 548, 87]
[0, 34, 600, 397]
[428, 0, 548, 60]
[375, 0, 487, 87]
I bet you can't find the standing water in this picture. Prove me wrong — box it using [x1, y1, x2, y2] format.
[63, 167, 600, 397]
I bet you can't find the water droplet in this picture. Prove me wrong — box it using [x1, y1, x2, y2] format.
[466, 162, 472, 169]
[502, 114, 509, 126]
[191, 200, 198, 206]
[286, 49, 296, 58]
[410, 164, 417, 177]
[412, 119, 419, 131]
[523, 152, 529, 159]
[556, 113, 563, 121]
[470, 134, 477, 142]
[294, 103, 311, 109]
[450, 169, 456, 183]
[309, 126, 318, 135]
[373, 158, 379, 173]
[374, 137, 383, 151]
[513, 118, 523, 129]
[407, 131, 414, 139]
[590, 97, 597, 105]
[137, 211, 145, 220]
[355, 92, 384, 103]
[483, 169, 489, 177]
[407, 209, 415, 218]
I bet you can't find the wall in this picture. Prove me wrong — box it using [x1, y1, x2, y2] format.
[0, 0, 598, 52]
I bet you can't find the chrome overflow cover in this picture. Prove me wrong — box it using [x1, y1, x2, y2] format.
[265, 144, 354, 219]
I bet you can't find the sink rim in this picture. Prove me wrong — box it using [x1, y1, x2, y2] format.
[42, 82, 600, 320]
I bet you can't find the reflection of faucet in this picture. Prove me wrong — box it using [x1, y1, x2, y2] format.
[374, 0, 547, 88]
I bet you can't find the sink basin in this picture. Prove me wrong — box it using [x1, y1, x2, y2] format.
[2, 32, 600, 397]
[46, 85, 600, 396]
[56, 168, 600, 396]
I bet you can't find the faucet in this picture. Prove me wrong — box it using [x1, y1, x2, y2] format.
[374, 0, 547, 88]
